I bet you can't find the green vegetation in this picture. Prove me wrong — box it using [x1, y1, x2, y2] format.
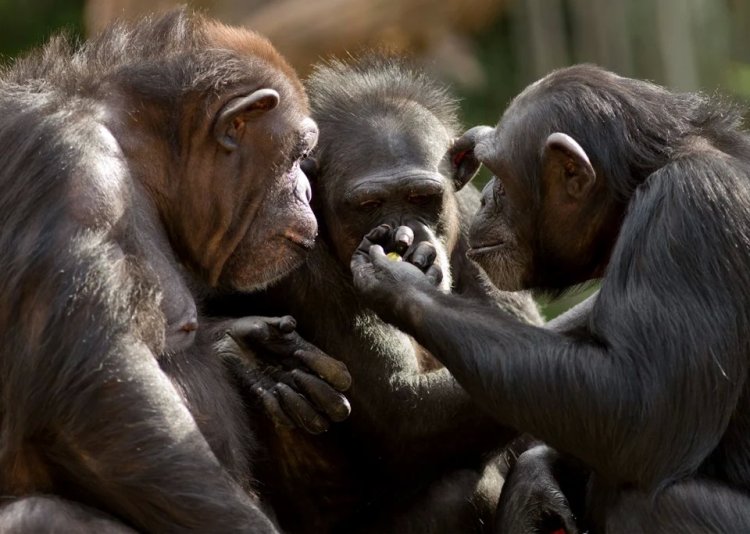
[0, 0, 84, 60]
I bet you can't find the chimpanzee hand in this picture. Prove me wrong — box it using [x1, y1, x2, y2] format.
[350, 224, 444, 318]
[217, 315, 352, 434]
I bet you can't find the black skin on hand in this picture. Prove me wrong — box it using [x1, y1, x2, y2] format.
[352, 65, 750, 532]
[220, 315, 352, 434]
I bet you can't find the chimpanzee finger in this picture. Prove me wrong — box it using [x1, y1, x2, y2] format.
[368, 244, 389, 263]
[226, 315, 296, 346]
[404, 241, 437, 271]
[277, 315, 296, 334]
[352, 226, 392, 271]
[293, 348, 352, 391]
[274, 383, 330, 434]
[225, 317, 271, 346]
[256, 385, 296, 429]
[392, 226, 414, 255]
[291, 369, 351, 422]
[425, 264, 443, 286]
[358, 224, 392, 252]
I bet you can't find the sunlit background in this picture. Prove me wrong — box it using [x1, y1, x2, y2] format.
[2, 0, 748, 317]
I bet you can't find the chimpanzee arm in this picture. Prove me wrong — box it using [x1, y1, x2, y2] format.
[267, 246, 516, 462]
[1, 230, 275, 533]
[352, 156, 750, 489]
[303, 300, 515, 462]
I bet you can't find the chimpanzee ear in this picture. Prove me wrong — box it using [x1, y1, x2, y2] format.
[448, 125, 493, 190]
[300, 156, 318, 182]
[542, 133, 596, 199]
[214, 88, 280, 152]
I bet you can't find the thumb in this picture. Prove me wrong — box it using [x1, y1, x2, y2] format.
[369, 244, 388, 265]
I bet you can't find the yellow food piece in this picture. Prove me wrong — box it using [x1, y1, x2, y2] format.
[386, 251, 403, 262]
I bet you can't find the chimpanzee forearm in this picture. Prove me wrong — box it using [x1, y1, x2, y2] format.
[383, 284, 735, 489]
[313, 311, 516, 462]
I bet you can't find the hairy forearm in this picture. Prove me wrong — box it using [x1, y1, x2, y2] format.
[338, 325, 514, 457]
[388, 286, 648, 481]
[380, 367, 515, 451]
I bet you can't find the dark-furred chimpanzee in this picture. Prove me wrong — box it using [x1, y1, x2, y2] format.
[0, 10, 350, 533]
[216, 55, 554, 533]
[351, 64, 750, 532]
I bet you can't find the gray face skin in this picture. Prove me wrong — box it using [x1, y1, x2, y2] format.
[316, 103, 459, 292]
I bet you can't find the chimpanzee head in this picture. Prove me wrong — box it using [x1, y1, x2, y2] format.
[453, 65, 683, 292]
[102, 11, 318, 291]
[303, 55, 474, 289]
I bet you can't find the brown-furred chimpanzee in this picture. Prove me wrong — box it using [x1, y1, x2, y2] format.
[351, 64, 750, 532]
[214, 55, 560, 533]
[0, 10, 351, 533]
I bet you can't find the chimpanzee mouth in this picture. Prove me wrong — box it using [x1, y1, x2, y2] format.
[283, 233, 317, 251]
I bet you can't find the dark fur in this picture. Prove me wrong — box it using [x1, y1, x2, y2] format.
[0, 9, 317, 532]
[351, 65, 750, 532]
[215, 55, 543, 533]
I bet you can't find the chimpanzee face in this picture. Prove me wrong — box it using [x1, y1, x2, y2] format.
[167, 26, 319, 292]
[464, 126, 537, 291]
[459, 95, 609, 292]
[317, 105, 460, 285]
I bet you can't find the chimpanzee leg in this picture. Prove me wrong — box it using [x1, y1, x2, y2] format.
[606, 479, 750, 534]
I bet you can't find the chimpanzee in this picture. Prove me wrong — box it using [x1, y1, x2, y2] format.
[351, 64, 750, 532]
[0, 10, 350, 533]
[214, 55, 559, 533]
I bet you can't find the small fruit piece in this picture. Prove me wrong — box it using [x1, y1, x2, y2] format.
[386, 251, 403, 262]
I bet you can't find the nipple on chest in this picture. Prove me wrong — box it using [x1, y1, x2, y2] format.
[180, 319, 199, 333]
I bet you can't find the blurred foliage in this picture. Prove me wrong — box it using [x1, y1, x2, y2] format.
[453, 14, 519, 191]
[536, 283, 599, 322]
[0, 0, 84, 60]
[728, 61, 750, 100]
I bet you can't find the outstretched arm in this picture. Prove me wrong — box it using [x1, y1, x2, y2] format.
[352, 168, 748, 490]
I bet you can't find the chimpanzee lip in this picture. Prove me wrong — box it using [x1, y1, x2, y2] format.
[285, 234, 317, 251]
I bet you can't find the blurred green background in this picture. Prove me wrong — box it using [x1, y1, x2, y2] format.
[0, 0, 83, 58]
[3, 0, 747, 318]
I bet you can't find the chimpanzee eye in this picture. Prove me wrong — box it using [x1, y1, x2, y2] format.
[359, 199, 382, 211]
[407, 193, 436, 205]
